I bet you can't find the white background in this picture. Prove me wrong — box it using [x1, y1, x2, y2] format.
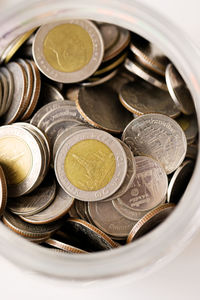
[0, 0, 200, 299]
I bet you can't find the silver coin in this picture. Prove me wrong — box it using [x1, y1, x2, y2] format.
[0, 72, 9, 117]
[167, 160, 194, 204]
[20, 186, 74, 224]
[45, 238, 87, 254]
[68, 202, 80, 218]
[175, 114, 198, 144]
[75, 200, 89, 222]
[165, 64, 195, 115]
[81, 69, 118, 87]
[88, 200, 136, 238]
[54, 128, 127, 201]
[39, 82, 64, 106]
[33, 20, 104, 83]
[124, 58, 167, 91]
[98, 23, 119, 51]
[65, 86, 80, 102]
[106, 67, 135, 94]
[103, 139, 136, 201]
[119, 80, 180, 118]
[122, 113, 187, 174]
[0, 67, 14, 114]
[186, 143, 198, 160]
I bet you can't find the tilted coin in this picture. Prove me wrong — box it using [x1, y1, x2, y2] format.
[175, 114, 198, 144]
[98, 23, 120, 51]
[106, 67, 135, 94]
[54, 128, 127, 201]
[167, 160, 194, 204]
[126, 203, 175, 243]
[165, 64, 195, 115]
[117, 156, 168, 213]
[94, 52, 127, 76]
[122, 113, 187, 174]
[0, 165, 7, 217]
[28, 234, 50, 244]
[64, 218, 119, 251]
[45, 238, 87, 254]
[186, 143, 198, 160]
[68, 202, 80, 219]
[75, 200, 89, 222]
[0, 67, 14, 114]
[119, 80, 180, 118]
[81, 69, 118, 87]
[7, 173, 56, 216]
[65, 86, 80, 102]
[88, 200, 136, 238]
[124, 58, 167, 91]
[2, 210, 62, 238]
[33, 20, 104, 83]
[0, 72, 9, 116]
[39, 82, 64, 106]
[20, 186, 74, 224]
[77, 85, 133, 133]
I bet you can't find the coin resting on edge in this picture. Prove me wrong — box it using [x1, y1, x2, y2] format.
[54, 128, 127, 201]
[45, 238, 87, 254]
[122, 113, 187, 174]
[33, 20, 104, 83]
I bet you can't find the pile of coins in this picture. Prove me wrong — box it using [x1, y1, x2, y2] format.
[0, 19, 197, 254]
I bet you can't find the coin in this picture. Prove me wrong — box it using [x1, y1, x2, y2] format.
[186, 143, 198, 160]
[119, 80, 180, 118]
[39, 82, 64, 106]
[2, 210, 62, 238]
[81, 69, 118, 87]
[55, 128, 127, 201]
[64, 218, 119, 251]
[0, 67, 14, 114]
[0, 72, 9, 116]
[20, 186, 74, 224]
[175, 114, 198, 144]
[94, 52, 127, 76]
[65, 86, 80, 102]
[7, 173, 56, 216]
[98, 23, 120, 51]
[0, 165, 7, 217]
[68, 202, 80, 219]
[74, 200, 89, 222]
[165, 64, 195, 115]
[33, 20, 104, 83]
[88, 200, 136, 238]
[77, 85, 133, 133]
[45, 238, 87, 254]
[126, 203, 175, 243]
[124, 58, 167, 91]
[122, 113, 187, 174]
[167, 160, 194, 204]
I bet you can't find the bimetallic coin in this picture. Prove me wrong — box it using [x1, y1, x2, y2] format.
[122, 114, 187, 174]
[20, 186, 74, 224]
[33, 20, 104, 83]
[119, 80, 180, 118]
[167, 160, 194, 204]
[77, 85, 133, 133]
[88, 200, 136, 238]
[175, 114, 198, 144]
[98, 23, 120, 51]
[124, 58, 167, 91]
[126, 203, 175, 243]
[45, 238, 87, 254]
[7, 174, 56, 216]
[39, 82, 64, 106]
[0, 165, 7, 217]
[165, 64, 195, 115]
[55, 128, 127, 201]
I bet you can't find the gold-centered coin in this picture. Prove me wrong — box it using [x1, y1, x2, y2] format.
[0, 136, 32, 185]
[64, 139, 116, 191]
[43, 24, 93, 73]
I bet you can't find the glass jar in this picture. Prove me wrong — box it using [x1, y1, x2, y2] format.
[0, 0, 200, 284]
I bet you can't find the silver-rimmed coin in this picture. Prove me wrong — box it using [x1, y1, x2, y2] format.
[98, 23, 120, 51]
[77, 85, 133, 133]
[0, 67, 13, 114]
[0, 72, 9, 117]
[55, 128, 127, 201]
[126, 203, 175, 243]
[124, 58, 167, 91]
[20, 186, 74, 224]
[165, 64, 195, 115]
[0, 165, 7, 217]
[117, 156, 168, 212]
[33, 20, 104, 83]
[167, 160, 194, 204]
[175, 114, 198, 144]
[81, 69, 118, 87]
[119, 80, 180, 118]
[88, 200, 136, 238]
[39, 82, 64, 106]
[7, 173, 56, 216]
[45, 238, 87, 254]
[103, 140, 136, 201]
[122, 114, 187, 174]
[2, 210, 62, 238]
[0, 125, 43, 197]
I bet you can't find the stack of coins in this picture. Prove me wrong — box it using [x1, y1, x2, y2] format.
[0, 19, 198, 254]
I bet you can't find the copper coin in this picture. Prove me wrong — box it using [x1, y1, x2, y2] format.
[45, 238, 87, 254]
[0, 165, 7, 217]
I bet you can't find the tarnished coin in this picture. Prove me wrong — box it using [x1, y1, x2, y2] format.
[45, 238, 87, 254]
[126, 203, 175, 243]
[2, 62, 27, 124]
[117, 156, 168, 212]
[167, 160, 194, 204]
[175, 114, 198, 144]
[122, 113, 187, 174]
[0, 72, 9, 116]
[77, 85, 133, 133]
[33, 20, 104, 83]
[64, 218, 119, 251]
[0, 67, 14, 114]
[165, 64, 195, 115]
[124, 58, 167, 91]
[119, 80, 180, 118]
[98, 23, 119, 51]
[55, 128, 127, 201]
[88, 200, 136, 238]
[20, 186, 74, 224]
[0, 165, 7, 217]
[2, 210, 62, 238]
[39, 82, 64, 106]
[7, 174, 56, 216]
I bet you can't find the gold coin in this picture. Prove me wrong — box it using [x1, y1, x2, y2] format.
[64, 139, 116, 191]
